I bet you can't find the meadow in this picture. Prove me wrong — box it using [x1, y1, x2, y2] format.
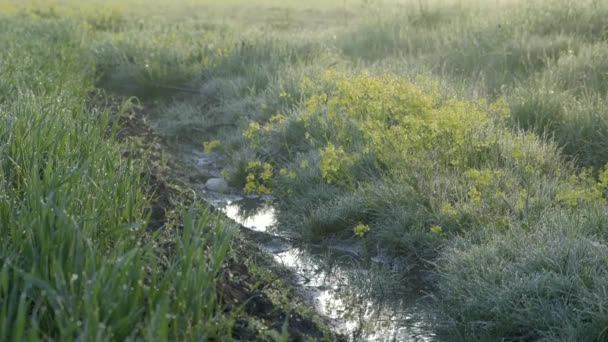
[3, 0, 608, 340]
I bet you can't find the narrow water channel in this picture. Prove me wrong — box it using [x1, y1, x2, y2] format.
[189, 147, 436, 341]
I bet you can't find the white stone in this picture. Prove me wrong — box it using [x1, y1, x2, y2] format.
[205, 178, 228, 193]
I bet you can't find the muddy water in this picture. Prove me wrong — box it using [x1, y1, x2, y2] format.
[189, 147, 435, 341]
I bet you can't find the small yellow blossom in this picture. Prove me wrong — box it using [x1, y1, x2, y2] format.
[430, 225, 443, 235]
[203, 140, 221, 153]
[243, 121, 260, 139]
[353, 223, 370, 237]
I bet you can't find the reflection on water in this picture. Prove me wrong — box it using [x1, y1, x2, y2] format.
[218, 197, 276, 232]
[213, 195, 435, 341]
[273, 248, 434, 341]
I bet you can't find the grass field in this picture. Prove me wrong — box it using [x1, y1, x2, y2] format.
[3, 0, 608, 340]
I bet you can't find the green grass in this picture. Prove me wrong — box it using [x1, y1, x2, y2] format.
[0, 13, 235, 341]
[437, 209, 608, 341]
[6, 0, 608, 340]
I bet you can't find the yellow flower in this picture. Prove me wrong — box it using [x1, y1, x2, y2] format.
[243, 121, 260, 139]
[244, 177, 257, 193]
[353, 223, 370, 238]
[468, 187, 481, 204]
[270, 113, 285, 123]
[258, 184, 271, 194]
[203, 140, 221, 153]
[261, 163, 273, 181]
[430, 225, 443, 235]
[440, 202, 457, 217]
[247, 160, 261, 170]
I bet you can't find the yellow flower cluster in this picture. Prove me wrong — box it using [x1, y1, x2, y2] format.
[556, 168, 606, 208]
[300, 71, 498, 183]
[244, 161, 272, 194]
[243, 121, 261, 139]
[243, 161, 298, 194]
[353, 222, 370, 238]
[319, 144, 358, 184]
[242, 70, 608, 233]
[203, 140, 221, 153]
[279, 168, 297, 179]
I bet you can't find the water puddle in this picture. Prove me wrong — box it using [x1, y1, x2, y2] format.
[191, 148, 219, 168]
[189, 148, 435, 341]
[215, 197, 435, 341]
[218, 197, 276, 232]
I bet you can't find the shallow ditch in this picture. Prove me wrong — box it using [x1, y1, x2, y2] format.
[188, 146, 436, 341]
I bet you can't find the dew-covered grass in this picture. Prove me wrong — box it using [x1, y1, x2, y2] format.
[5, 0, 608, 340]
